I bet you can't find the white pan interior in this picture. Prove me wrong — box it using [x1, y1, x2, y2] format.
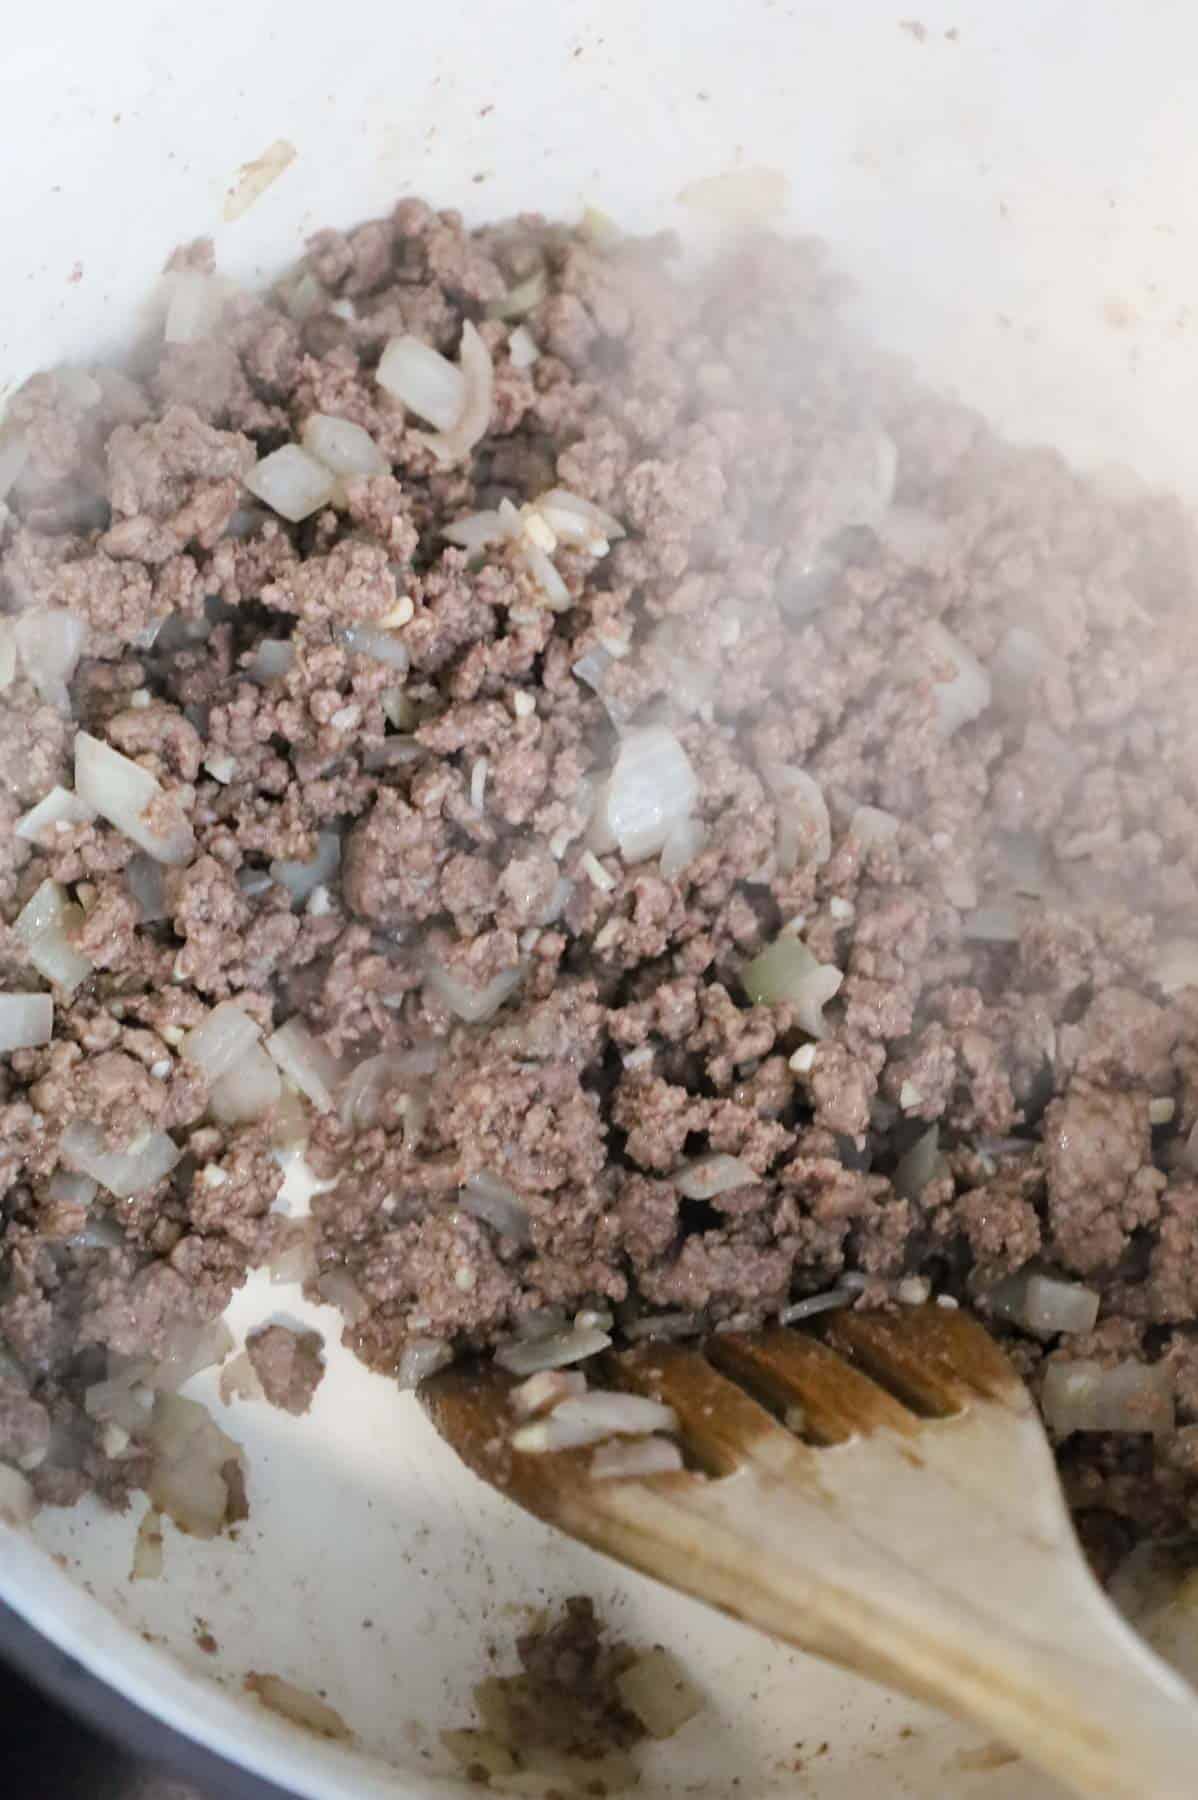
[4, 0, 1198, 1794]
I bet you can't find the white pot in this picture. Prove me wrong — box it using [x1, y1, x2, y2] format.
[0, 2, 1189, 1794]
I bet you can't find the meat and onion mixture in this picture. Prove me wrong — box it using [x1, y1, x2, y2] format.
[2, 194, 1198, 1569]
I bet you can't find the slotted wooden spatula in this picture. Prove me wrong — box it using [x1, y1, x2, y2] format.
[421, 1304, 1198, 1800]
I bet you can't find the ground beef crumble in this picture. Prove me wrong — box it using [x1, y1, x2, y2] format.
[2, 194, 1198, 1560]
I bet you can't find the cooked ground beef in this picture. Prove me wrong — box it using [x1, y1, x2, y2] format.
[244, 1323, 324, 1416]
[3, 195, 1198, 1557]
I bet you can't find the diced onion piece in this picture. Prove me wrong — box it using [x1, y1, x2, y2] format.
[60, 1120, 180, 1199]
[396, 1338, 454, 1389]
[130, 1506, 164, 1580]
[245, 445, 337, 523]
[249, 638, 294, 682]
[510, 1370, 588, 1418]
[675, 1153, 755, 1200]
[615, 1649, 703, 1737]
[486, 267, 548, 321]
[923, 622, 991, 735]
[0, 1464, 37, 1527]
[85, 1376, 151, 1434]
[210, 1042, 282, 1125]
[49, 1169, 98, 1209]
[768, 765, 831, 873]
[0, 433, 29, 503]
[536, 488, 625, 552]
[779, 1289, 857, 1325]
[495, 1326, 611, 1377]
[14, 879, 92, 995]
[416, 321, 494, 465]
[244, 1674, 349, 1741]
[602, 726, 699, 865]
[0, 621, 15, 691]
[300, 413, 388, 480]
[149, 1319, 235, 1392]
[812, 427, 898, 537]
[162, 271, 230, 344]
[16, 785, 95, 842]
[315, 1268, 368, 1324]
[442, 510, 508, 552]
[14, 609, 87, 710]
[989, 1271, 1100, 1337]
[147, 1392, 241, 1539]
[338, 623, 409, 673]
[266, 1018, 341, 1113]
[742, 935, 843, 1038]
[508, 326, 540, 370]
[377, 334, 465, 429]
[659, 814, 706, 881]
[591, 1436, 684, 1481]
[218, 1351, 265, 1406]
[962, 905, 1020, 944]
[894, 1125, 944, 1202]
[270, 830, 341, 905]
[125, 853, 169, 923]
[1042, 1358, 1174, 1439]
[425, 960, 522, 1025]
[513, 1391, 677, 1453]
[0, 993, 53, 1053]
[1155, 940, 1198, 998]
[459, 1171, 531, 1244]
[181, 1001, 262, 1082]
[75, 731, 195, 865]
[851, 805, 899, 846]
[517, 536, 571, 610]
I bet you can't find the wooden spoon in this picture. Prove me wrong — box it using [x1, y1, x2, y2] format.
[421, 1304, 1198, 1799]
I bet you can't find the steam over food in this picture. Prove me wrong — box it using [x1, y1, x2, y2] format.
[2, 196, 1198, 1571]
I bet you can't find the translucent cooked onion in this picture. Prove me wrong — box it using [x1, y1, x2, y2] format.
[675, 1153, 756, 1200]
[148, 1319, 235, 1391]
[300, 413, 388, 480]
[125, 853, 169, 923]
[741, 935, 843, 1038]
[600, 726, 699, 865]
[269, 1222, 317, 1286]
[1041, 1358, 1174, 1439]
[182, 1001, 262, 1081]
[495, 1325, 611, 1377]
[218, 1351, 264, 1406]
[778, 1289, 857, 1325]
[989, 1271, 1100, 1337]
[315, 1268, 368, 1324]
[517, 536, 570, 610]
[659, 814, 706, 880]
[396, 1338, 454, 1389]
[536, 488, 625, 553]
[591, 1436, 684, 1481]
[16, 785, 95, 842]
[244, 1674, 349, 1741]
[14, 879, 92, 995]
[163, 271, 231, 344]
[210, 1042, 282, 1124]
[923, 621, 992, 735]
[459, 1171, 532, 1244]
[418, 321, 494, 465]
[331, 627, 409, 683]
[75, 731, 195, 865]
[249, 638, 294, 682]
[147, 1391, 241, 1539]
[245, 445, 337, 523]
[377, 334, 465, 430]
[510, 1370, 588, 1418]
[14, 608, 87, 711]
[266, 1018, 341, 1113]
[508, 325, 540, 369]
[0, 620, 16, 691]
[270, 830, 341, 905]
[0, 992, 53, 1052]
[486, 266, 548, 321]
[84, 1375, 152, 1434]
[425, 959, 522, 1025]
[48, 1169, 98, 1210]
[768, 765, 831, 873]
[894, 1125, 944, 1201]
[442, 509, 508, 553]
[512, 1391, 677, 1452]
[60, 1119, 180, 1198]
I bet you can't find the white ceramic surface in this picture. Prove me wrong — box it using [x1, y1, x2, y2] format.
[2, 0, 1195, 1793]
